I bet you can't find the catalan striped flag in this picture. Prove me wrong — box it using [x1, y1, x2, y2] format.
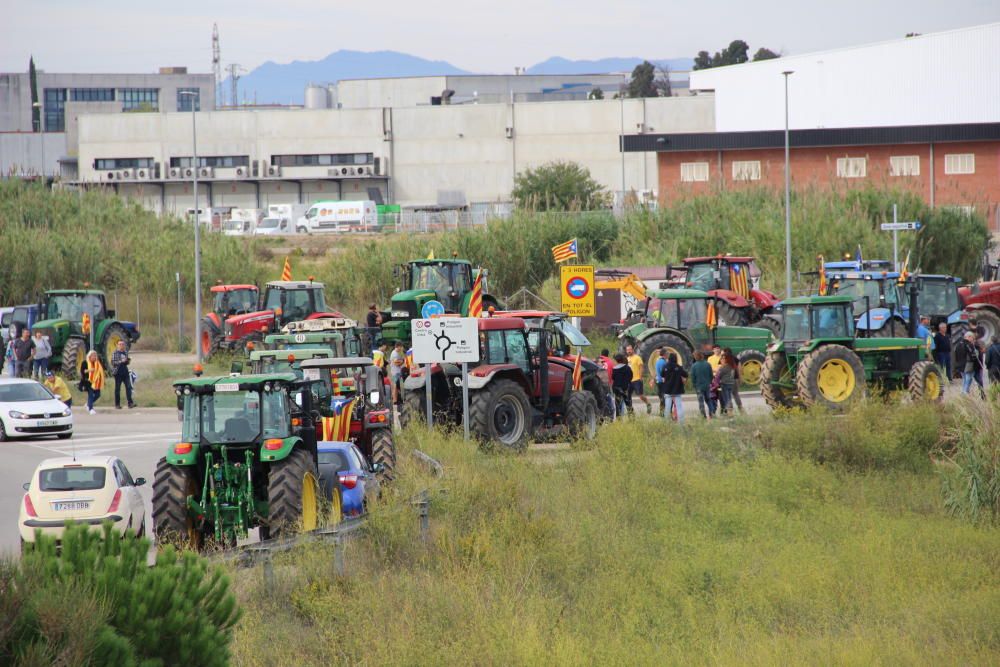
[281, 256, 293, 281]
[818, 255, 828, 295]
[571, 350, 583, 390]
[898, 251, 911, 286]
[321, 397, 357, 441]
[405, 347, 415, 370]
[729, 263, 750, 299]
[551, 238, 578, 263]
[468, 271, 483, 317]
[705, 300, 718, 329]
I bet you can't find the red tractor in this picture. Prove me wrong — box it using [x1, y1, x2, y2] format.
[957, 266, 1000, 345]
[218, 280, 345, 353]
[668, 255, 781, 333]
[200, 284, 259, 359]
[398, 317, 600, 450]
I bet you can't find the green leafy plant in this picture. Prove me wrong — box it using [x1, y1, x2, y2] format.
[511, 161, 608, 212]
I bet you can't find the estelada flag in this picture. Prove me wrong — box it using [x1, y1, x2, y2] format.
[551, 238, 578, 263]
[706, 300, 718, 329]
[729, 263, 750, 299]
[281, 256, 292, 281]
[322, 396, 357, 441]
[818, 255, 828, 295]
[571, 351, 583, 391]
[468, 271, 483, 317]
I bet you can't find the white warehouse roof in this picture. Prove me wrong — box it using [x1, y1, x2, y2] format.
[689, 22, 1000, 132]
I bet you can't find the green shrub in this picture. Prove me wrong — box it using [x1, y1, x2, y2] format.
[938, 396, 1000, 524]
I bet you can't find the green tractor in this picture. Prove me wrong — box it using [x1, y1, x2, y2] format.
[617, 288, 773, 386]
[263, 331, 347, 356]
[381, 259, 501, 344]
[760, 295, 942, 411]
[245, 347, 336, 376]
[31, 289, 140, 380]
[152, 372, 323, 549]
[280, 316, 368, 356]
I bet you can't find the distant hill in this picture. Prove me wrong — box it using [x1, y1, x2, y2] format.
[526, 56, 694, 75]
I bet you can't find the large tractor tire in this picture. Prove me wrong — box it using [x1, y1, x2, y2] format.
[969, 309, 1000, 347]
[637, 332, 693, 381]
[100, 323, 129, 369]
[200, 317, 221, 360]
[715, 300, 748, 326]
[796, 344, 866, 409]
[152, 457, 203, 550]
[760, 352, 798, 410]
[60, 337, 87, 382]
[398, 390, 425, 430]
[908, 360, 944, 402]
[950, 323, 969, 364]
[370, 429, 397, 482]
[468, 379, 532, 451]
[755, 316, 781, 338]
[267, 448, 320, 537]
[872, 318, 907, 338]
[565, 391, 599, 441]
[736, 349, 767, 387]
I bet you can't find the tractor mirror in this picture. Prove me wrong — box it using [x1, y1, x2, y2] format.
[230, 361, 243, 375]
[107, 309, 116, 318]
[134, 477, 146, 487]
[22, 482, 29, 491]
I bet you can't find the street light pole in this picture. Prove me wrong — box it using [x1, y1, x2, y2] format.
[782, 70, 794, 298]
[180, 91, 203, 363]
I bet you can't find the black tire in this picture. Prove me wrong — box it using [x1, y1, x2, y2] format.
[0, 420, 7, 442]
[100, 323, 129, 370]
[200, 318, 221, 360]
[398, 389, 425, 430]
[761, 352, 797, 410]
[871, 318, 906, 338]
[636, 332, 693, 382]
[370, 429, 396, 482]
[969, 309, 1000, 347]
[152, 457, 203, 550]
[755, 316, 781, 338]
[565, 391, 599, 440]
[468, 379, 532, 451]
[715, 300, 748, 326]
[736, 349, 767, 387]
[796, 344, 866, 409]
[908, 360, 944, 402]
[61, 337, 87, 381]
[267, 448, 320, 537]
[950, 323, 969, 364]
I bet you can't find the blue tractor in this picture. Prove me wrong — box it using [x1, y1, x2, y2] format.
[825, 260, 909, 337]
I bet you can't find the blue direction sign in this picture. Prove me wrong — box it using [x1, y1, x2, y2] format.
[421, 300, 446, 318]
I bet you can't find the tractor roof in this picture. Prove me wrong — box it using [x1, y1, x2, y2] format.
[266, 331, 344, 343]
[828, 270, 900, 279]
[916, 274, 960, 281]
[211, 284, 257, 293]
[782, 295, 855, 306]
[683, 256, 755, 264]
[644, 288, 712, 299]
[174, 372, 298, 388]
[265, 280, 325, 289]
[408, 259, 472, 266]
[249, 348, 332, 361]
[300, 356, 376, 369]
[45, 289, 104, 296]
[479, 317, 527, 331]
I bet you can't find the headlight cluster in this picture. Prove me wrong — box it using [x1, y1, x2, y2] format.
[8, 410, 27, 419]
[61, 407, 72, 417]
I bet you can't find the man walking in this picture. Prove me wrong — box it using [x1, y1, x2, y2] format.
[111, 340, 136, 409]
[653, 348, 668, 416]
[690, 351, 714, 419]
[12, 330, 33, 378]
[933, 322, 952, 381]
[31, 330, 52, 379]
[625, 345, 651, 414]
[611, 353, 632, 417]
[659, 352, 688, 425]
[960, 331, 985, 397]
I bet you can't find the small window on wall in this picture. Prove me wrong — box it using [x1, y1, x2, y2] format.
[889, 156, 920, 177]
[680, 162, 709, 182]
[944, 154, 975, 175]
[731, 160, 761, 181]
[836, 157, 867, 178]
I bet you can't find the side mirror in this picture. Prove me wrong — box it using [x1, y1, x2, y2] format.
[134, 477, 146, 487]
[22, 482, 29, 491]
[107, 309, 116, 318]
[230, 361, 243, 375]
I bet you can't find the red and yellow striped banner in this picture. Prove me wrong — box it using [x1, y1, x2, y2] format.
[321, 397, 357, 441]
[281, 256, 292, 281]
[468, 272, 483, 317]
[729, 264, 750, 299]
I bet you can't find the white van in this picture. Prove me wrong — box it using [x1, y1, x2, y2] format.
[296, 200, 378, 234]
[254, 217, 290, 236]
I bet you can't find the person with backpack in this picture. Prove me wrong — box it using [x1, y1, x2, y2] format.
[659, 352, 688, 424]
[959, 331, 985, 397]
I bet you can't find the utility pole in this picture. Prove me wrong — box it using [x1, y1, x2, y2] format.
[782, 70, 794, 298]
[212, 24, 222, 110]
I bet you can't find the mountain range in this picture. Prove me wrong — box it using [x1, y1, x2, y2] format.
[229, 51, 695, 105]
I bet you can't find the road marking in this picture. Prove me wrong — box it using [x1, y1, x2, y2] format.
[69, 431, 178, 444]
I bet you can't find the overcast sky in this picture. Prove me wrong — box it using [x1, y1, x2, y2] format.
[4, 0, 998, 74]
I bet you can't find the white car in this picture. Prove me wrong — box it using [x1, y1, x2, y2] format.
[0, 378, 73, 441]
[19, 455, 147, 547]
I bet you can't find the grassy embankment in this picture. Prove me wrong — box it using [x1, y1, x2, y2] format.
[228, 398, 1000, 665]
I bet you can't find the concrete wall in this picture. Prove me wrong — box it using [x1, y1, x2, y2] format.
[337, 77, 446, 109]
[0, 73, 33, 132]
[0, 132, 66, 176]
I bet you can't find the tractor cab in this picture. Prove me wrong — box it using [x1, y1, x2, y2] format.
[401, 260, 474, 313]
[646, 291, 709, 329]
[282, 316, 366, 356]
[247, 348, 335, 376]
[825, 263, 906, 336]
[261, 281, 330, 327]
[672, 256, 760, 293]
[778, 297, 856, 351]
[910, 275, 963, 326]
[41, 290, 109, 325]
[264, 331, 347, 357]
[496, 311, 591, 358]
[211, 284, 259, 318]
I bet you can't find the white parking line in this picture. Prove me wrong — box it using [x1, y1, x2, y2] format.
[69, 431, 178, 444]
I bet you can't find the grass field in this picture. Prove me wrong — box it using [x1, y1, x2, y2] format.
[228, 402, 1000, 665]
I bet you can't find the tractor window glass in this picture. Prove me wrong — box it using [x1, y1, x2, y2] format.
[836, 279, 883, 317]
[504, 330, 532, 374]
[411, 264, 450, 296]
[283, 291, 313, 322]
[553, 320, 591, 347]
[812, 306, 851, 338]
[451, 265, 472, 294]
[918, 280, 959, 316]
[264, 290, 282, 311]
[199, 391, 263, 443]
[687, 264, 717, 291]
[311, 289, 328, 313]
[678, 299, 708, 329]
[262, 391, 289, 439]
[483, 330, 508, 365]
[782, 305, 810, 341]
[39, 466, 106, 491]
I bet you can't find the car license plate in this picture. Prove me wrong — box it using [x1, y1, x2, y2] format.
[53, 501, 90, 511]
[37, 420, 57, 426]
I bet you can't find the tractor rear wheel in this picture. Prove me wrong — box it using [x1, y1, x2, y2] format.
[760, 352, 797, 410]
[200, 318, 221, 360]
[755, 316, 781, 338]
[100, 323, 129, 369]
[61, 338, 87, 381]
[872, 318, 906, 337]
[637, 332, 693, 381]
[370, 429, 396, 482]
[267, 448, 320, 537]
[469, 379, 532, 451]
[796, 344, 866, 409]
[715, 300, 748, 326]
[398, 390, 424, 430]
[152, 457, 203, 550]
[908, 360, 944, 402]
[969, 310, 1000, 347]
[950, 323, 969, 362]
[565, 391, 599, 440]
[736, 349, 767, 387]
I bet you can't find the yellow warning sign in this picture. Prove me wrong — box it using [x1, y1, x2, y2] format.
[560, 265, 595, 317]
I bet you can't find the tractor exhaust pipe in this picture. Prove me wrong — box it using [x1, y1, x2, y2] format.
[908, 277, 919, 338]
[535, 327, 549, 412]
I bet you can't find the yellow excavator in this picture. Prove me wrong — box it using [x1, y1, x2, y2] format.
[595, 270, 653, 326]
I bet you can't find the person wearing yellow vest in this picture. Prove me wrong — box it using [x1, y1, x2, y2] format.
[372, 342, 389, 370]
[80, 350, 105, 414]
[43, 370, 73, 408]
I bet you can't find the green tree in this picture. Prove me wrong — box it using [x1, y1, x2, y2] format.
[626, 61, 658, 98]
[512, 161, 607, 212]
[29, 56, 39, 132]
[753, 47, 780, 61]
[693, 40, 761, 69]
[654, 64, 672, 97]
[693, 50, 713, 70]
[588, 87, 604, 100]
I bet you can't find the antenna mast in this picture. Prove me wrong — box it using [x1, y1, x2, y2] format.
[212, 23, 222, 109]
[227, 63, 245, 107]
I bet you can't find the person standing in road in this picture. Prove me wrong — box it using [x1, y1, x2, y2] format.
[625, 344, 651, 414]
[12, 330, 34, 378]
[31, 330, 52, 380]
[916, 316, 933, 357]
[716, 351, 737, 414]
[960, 331, 985, 397]
[4, 337, 16, 377]
[723, 347, 744, 413]
[611, 353, 632, 417]
[690, 351, 714, 420]
[986, 336, 1000, 385]
[373, 342, 389, 370]
[659, 352, 688, 425]
[707, 344, 723, 373]
[933, 322, 952, 381]
[598, 348, 614, 384]
[111, 340, 135, 409]
[389, 340, 406, 405]
[80, 350, 105, 414]
[43, 370, 72, 408]
[653, 347, 668, 416]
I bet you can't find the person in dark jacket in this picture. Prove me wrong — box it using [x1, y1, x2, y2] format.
[660, 352, 688, 424]
[986, 336, 1000, 384]
[690, 351, 714, 419]
[960, 332, 985, 397]
[611, 353, 633, 417]
[933, 322, 952, 380]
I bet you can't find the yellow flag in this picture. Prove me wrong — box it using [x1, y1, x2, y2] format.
[427, 250, 435, 260]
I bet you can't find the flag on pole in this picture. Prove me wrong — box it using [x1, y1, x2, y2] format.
[281, 256, 292, 281]
[855, 245, 864, 265]
[706, 300, 718, 329]
[898, 251, 911, 286]
[427, 250, 435, 260]
[571, 349, 583, 390]
[729, 263, 750, 299]
[468, 271, 484, 317]
[322, 396, 357, 441]
[818, 255, 828, 295]
[551, 238, 578, 263]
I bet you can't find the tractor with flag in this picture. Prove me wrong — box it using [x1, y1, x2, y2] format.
[200, 283, 260, 359]
[298, 357, 396, 482]
[380, 256, 499, 344]
[666, 255, 782, 333]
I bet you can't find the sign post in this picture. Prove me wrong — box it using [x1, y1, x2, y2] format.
[411, 317, 480, 439]
[880, 209, 921, 271]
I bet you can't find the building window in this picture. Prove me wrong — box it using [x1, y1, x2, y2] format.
[680, 162, 710, 183]
[169, 155, 248, 168]
[43, 88, 67, 132]
[889, 156, 920, 177]
[70, 88, 115, 102]
[119, 88, 159, 111]
[177, 88, 200, 112]
[731, 160, 761, 181]
[836, 157, 867, 178]
[272, 153, 374, 167]
[93, 158, 155, 170]
[944, 153, 975, 175]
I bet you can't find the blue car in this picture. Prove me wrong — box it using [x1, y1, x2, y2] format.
[317, 442, 381, 518]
